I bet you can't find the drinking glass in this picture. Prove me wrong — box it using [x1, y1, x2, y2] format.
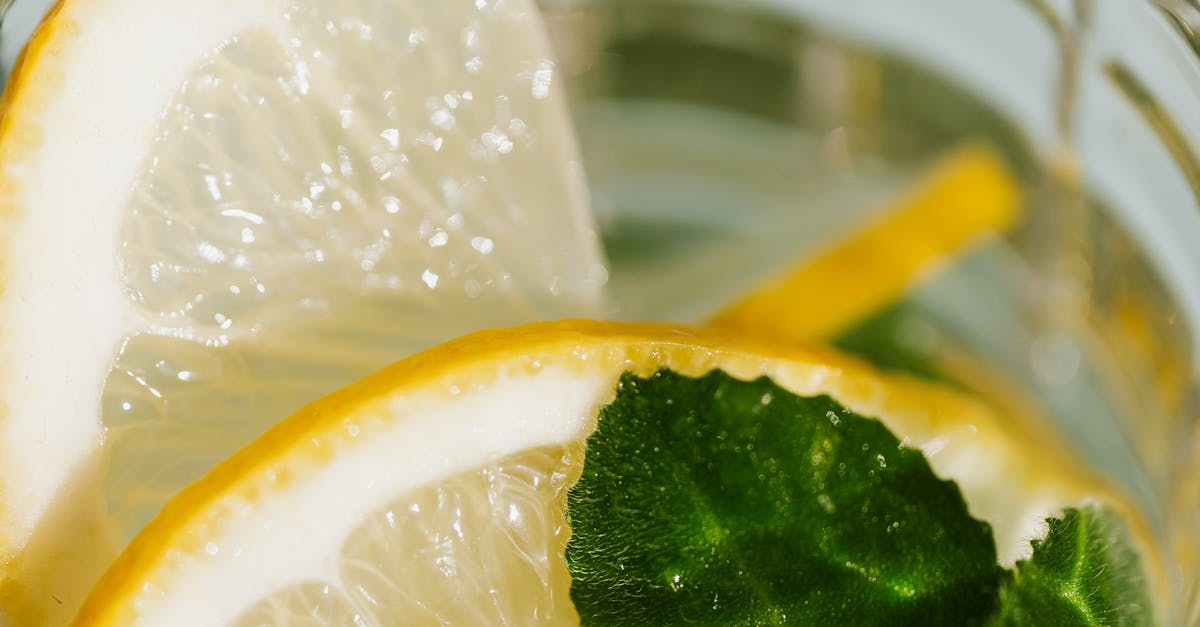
[1, 0, 1196, 622]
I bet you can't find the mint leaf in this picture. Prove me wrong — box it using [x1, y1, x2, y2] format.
[833, 302, 949, 383]
[993, 507, 1154, 626]
[566, 370, 1004, 624]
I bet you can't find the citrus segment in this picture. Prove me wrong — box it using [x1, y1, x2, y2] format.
[708, 145, 1021, 342]
[74, 320, 1115, 625]
[0, 0, 605, 621]
[231, 445, 579, 626]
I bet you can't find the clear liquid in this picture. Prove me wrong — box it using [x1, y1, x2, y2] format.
[545, 0, 1198, 617]
[0, 0, 1192, 622]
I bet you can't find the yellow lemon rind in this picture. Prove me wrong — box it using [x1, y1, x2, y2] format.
[73, 319, 1121, 625]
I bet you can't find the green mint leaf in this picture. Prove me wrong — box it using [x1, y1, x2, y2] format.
[993, 507, 1154, 626]
[833, 302, 950, 383]
[566, 370, 1005, 625]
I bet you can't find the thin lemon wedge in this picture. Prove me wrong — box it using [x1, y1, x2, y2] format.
[709, 144, 1021, 343]
[0, 0, 606, 621]
[75, 320, 1116, 625]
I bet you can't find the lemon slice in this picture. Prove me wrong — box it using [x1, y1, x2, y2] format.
[709, 144, 1021, 343]
[75, 320, 1115, 625]
[0, 0, 606, 620]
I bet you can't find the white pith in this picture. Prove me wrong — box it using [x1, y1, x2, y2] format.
[0, 0, 283, 552]
[135, 364, 608, 625]
[0, 5, 608, 624]
[109, 340, 1107, 624]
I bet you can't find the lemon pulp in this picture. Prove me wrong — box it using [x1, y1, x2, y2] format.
[0, 0, 606, 622]
[76, 321, 1125, 626]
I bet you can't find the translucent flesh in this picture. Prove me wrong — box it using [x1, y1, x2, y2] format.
[77, 322, 1140, 626]
[231, 445, 581, 626]
[102, 0, 605, 539]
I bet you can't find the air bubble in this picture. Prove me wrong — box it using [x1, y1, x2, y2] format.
[407, 29, 425, 48]
[471, 236, 494, 254]
[430, 108, 455, 130]
[421, 269, 439, 288]
[379, 128, 400, 149]
[383, 196, 402, 214]
[531, 60, 553, 99]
